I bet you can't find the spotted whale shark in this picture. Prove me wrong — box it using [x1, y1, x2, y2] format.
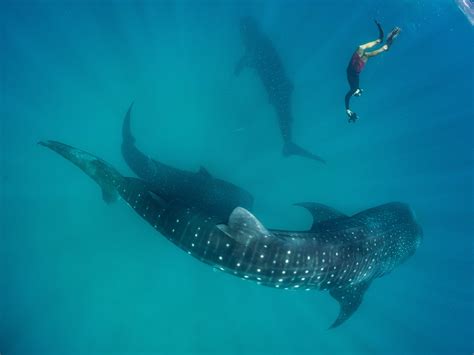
[121, 103, 254, 219]
[40, 140, 422, 328]
[235, 16, 325, 164]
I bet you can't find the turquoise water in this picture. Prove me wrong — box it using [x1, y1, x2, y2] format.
[1, 1, 473, 354]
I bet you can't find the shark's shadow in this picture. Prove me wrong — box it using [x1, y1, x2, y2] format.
[121, 103, 254, 220]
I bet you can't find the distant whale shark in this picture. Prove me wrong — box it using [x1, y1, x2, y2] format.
[121, 103, 254, 219]
[40, 140, 422, 328]
[235, 17, 325, 164]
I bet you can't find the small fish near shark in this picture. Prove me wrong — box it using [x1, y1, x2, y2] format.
[121, 103, 254, 220]
[235, 16, 325, 164]
[40, 140, 422, 328]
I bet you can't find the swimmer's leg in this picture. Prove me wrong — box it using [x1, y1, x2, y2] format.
[358, 20, 384, 51]
[358, 39, 381, 51]
[345, 89, 356, 111]
[346, 71, 361, 99]
[345, 72, 360, 122]
[364, 46, 387, 58]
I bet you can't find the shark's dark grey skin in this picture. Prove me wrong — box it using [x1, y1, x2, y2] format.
[121, 103, 253, 219]
[235, 17, 325, 164]
[40, 140, 422, 328]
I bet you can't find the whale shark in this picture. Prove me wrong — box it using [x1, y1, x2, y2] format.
[235, 16, 325, 164]
[121, 103, 254, 219]
[40, 140, 422, 328]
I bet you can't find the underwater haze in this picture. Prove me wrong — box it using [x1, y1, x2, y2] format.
[1, 0, 473, 354]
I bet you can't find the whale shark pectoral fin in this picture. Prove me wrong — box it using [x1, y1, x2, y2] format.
[219, 207, 270, 245]
[329, 281, 371, 329]
[198, 166, 212, 178]
[294, 203, 346, 230]
[227, 207, 269, 235]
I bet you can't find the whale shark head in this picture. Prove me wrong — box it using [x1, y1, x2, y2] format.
[354, 202, 423, 261]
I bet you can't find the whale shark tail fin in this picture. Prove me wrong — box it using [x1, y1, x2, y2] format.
[122, 102, 135, 144]
[283, 141, 326, 164]
[329, 280, 371, 329]
[39, 140, 122, 204]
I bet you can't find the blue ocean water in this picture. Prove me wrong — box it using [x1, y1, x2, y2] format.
[1, 0, 473, 354]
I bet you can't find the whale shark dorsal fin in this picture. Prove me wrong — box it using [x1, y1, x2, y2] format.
[217, 207, 269, 245]
[294, 202, 346, 230]
[198, 166, 212, 178]
[329, 281, 371, 329]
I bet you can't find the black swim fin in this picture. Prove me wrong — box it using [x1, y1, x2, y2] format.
[386, 27, 401, 49]
[374, 19, 384, 42]
[283, 141, 326, 164]
[347, 110, 359, 123]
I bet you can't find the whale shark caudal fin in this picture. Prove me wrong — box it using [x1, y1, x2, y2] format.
[294, 202, 346, 230]
[283, 141, 326, 164]
[122, 102, 135, 144]
[329, 280, 371, 328]
[39, 140, 121, 204]
[217, 207, 270, 246]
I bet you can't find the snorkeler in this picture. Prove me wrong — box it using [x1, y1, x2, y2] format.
[345, 21, 401, 122]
